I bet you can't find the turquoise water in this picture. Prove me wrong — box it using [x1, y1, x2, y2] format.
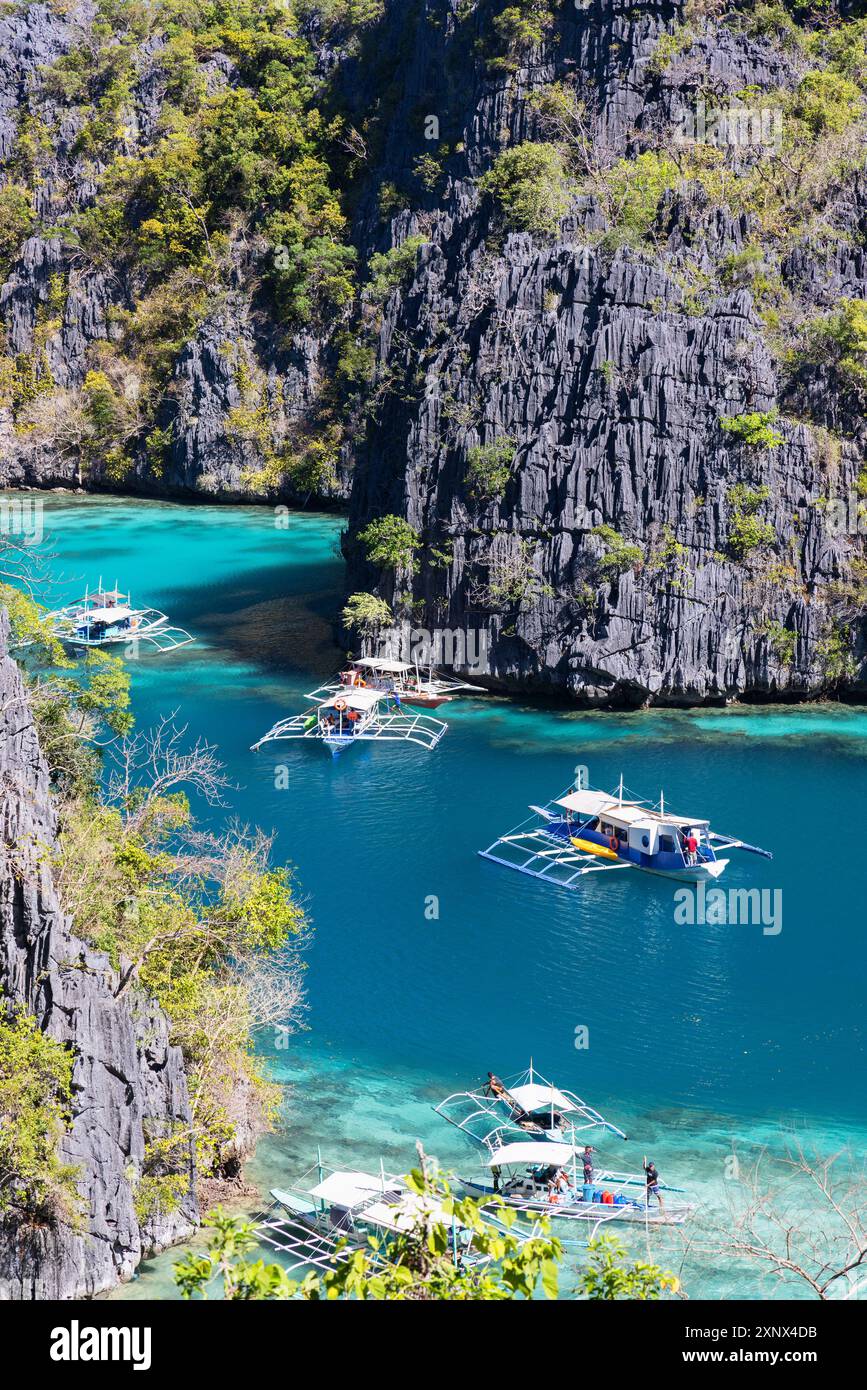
[19, 494, 867, 1299]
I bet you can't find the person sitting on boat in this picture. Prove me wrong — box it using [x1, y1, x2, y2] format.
[546, 1169, 571, 1204]
[484, 1072, 509, 1101]
[582, 1145, 595, 1184]
[643, 1158, 665, 1214]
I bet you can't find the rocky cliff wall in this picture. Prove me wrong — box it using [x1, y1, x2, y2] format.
[1, 1, 866, 703]
[0, 2, 352, 505]
[0, 611, 197, 1298]
[341, 0, 867, 704]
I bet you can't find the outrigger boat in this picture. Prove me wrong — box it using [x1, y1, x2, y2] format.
[434, 1065, 696, 1229]
[41, 581, 194, 653]
[306, 655, 485, 710]
[253, 1157, 531, 1279]
[480, 776, 772, 886]
[251, 686, 447, 756]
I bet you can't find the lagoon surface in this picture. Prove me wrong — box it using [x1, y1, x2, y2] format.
[26, 494, 866, 1299]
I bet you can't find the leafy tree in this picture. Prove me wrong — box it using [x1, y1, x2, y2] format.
[365, 235, 428, 304]
[728, 485, 776, 560]
[466, 438, 515, 502]
[0, 183, 34, 278]
[591, 524, 644, 578]
[795, 299, 867, 394]
[576, 1234, 679, 1300]
[719, 410, 784, 450]
[341, 592, 393, 634]
[487, 2, 555, 72]
[0, 1012, 80, 1224]
[594, 151, 680, 248]
[51, 727, 308, 1178]
[357, 514, 421, 571]
[787, 68, 862, 135]
[479, 142, 573, 235]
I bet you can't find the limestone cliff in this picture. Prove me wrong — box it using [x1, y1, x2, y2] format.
[340, 0, 867, 703]
[0, 612, 197, 1299]
[1, 0, 866, 702]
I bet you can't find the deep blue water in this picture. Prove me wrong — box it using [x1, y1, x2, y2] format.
[19, 494, 867, 1298]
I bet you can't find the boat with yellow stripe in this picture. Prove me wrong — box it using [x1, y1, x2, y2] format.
[480, 775, 772, 888]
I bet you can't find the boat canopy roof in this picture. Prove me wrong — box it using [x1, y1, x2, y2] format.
[556, 789, 709, 828]
[557, 790, 642, 817]
[308, 1170, 455, 1231]
[507, 1082, 578, 1114]
[84, 605, 135, 623]
[327, 688, 383, 712]
[309, 1171, 389, 1204]
[352, 657, 412, 673]
[486, 1140, 577, 1167]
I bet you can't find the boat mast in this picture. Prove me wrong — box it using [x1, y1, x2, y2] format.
[618, 774, 623, 807]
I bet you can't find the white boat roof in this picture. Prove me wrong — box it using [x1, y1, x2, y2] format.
[309, 1171, 389, 1204]
[353, 657, 412, 673]
[84, 605, 135, 623]
[507, 1082, 577, 1114]
[308, 1171, 453, 1231]
[487, 1141, 577, 1167]
[327, 688, 383, 712]
[557, 790, 642, 817]
[556, 790, 708, 828]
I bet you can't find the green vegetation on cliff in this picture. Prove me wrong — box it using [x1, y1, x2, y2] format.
[0, 588, 308, 1214]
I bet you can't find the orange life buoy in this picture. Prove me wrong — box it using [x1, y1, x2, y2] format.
[609, 836, 618, 853]
[334, 699, 347, 711]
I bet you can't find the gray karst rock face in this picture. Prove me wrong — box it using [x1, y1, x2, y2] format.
[0, 1, 349, 507]
[340, 0, 867, 704]
[0, 0, 865, 700]
[0, 612, 197, 1299]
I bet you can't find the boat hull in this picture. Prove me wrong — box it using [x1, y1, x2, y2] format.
[638, 859, 728, 882]
[458, 1179, 691, 1225]
[399, 693, 452, 709]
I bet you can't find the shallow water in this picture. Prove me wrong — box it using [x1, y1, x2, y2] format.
[18, 494, 865, 1299]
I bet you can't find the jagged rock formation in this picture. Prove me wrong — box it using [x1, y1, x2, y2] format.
[0, 612, 197, 1299]
[341, 0, 867, 703]
[0, 1, 350, 505]
[0, 0, 866, 702]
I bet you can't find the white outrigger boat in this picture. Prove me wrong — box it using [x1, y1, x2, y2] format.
[434, 1065, 696, 1230]
[480, 776, 772, 887]
[41, 582, 194, 653]
[306, 655, 485, 710]
[253, 1157, 531, 1278]
[251, 686, 447, 756]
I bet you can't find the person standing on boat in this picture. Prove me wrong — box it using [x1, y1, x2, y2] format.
[644, 1158, 665, 1214]
[682, 829, 698, 865]
[582, 1145, 595, 1184]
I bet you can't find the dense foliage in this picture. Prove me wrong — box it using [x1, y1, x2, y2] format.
[0, 1012, 79, 1225]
